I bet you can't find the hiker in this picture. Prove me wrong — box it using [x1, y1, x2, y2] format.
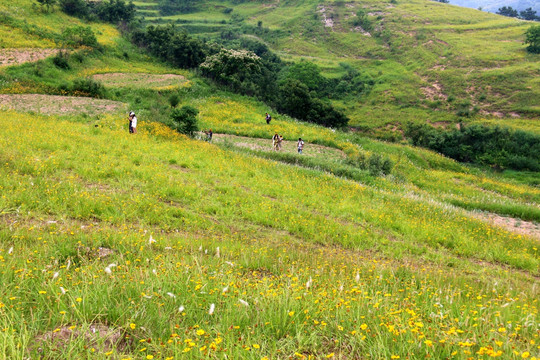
[272, 133, 279, 151]
[265, 113, 272, 124]
[205, 129, 213, 142]
[128, 111, 137, 134]
[297, 138, 304, 154]
[277, 134, 283, 151]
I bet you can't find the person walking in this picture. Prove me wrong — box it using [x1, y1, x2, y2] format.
[272, 133, 279, 151]
[297, 138, 304, 154]
[265, 113, 272, 124]
[128, 112, 134, 133]
[277, 134, 283, 151]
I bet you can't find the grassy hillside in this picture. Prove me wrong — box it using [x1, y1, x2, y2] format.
[137, 0, 540, 137]
[0, 111, 539, 359]
[0, 0, 539, 358]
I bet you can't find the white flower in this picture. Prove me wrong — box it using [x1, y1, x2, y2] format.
[152, 269, 157, 275]
[222, 286, 229, 293]
[66, 259, 71, 270]
[208, 303, 215, 315]
[239, 299, 249, 307]
[8, 247, 13, 255]
[355, 272, 360, 283]
[178, 305, 185, 313]
[215, 247, 220, 258]
[108, 263, 117, 268]
[53, 272, 59, 280]
[306, 277, 313, 290]
[149, 235, 156, 244]
[225, 261, 234, 266]
[60, 287, 66, 294]
[167, 292, 176, 298]
[104, 267, 112, 274]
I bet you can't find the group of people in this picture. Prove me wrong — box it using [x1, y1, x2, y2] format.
[272, 133, 305, 154]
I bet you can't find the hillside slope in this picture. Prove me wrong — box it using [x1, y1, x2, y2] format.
[138, 0, 540, 136]
[0, 111, 539, 358]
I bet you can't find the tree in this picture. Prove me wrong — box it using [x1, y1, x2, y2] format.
[278, 60, 327, 96]
[36, 0, 57, 13]
[519, 8, 538, 21]
[525, 25, 540, 53]
[170, 106, 199, 136]
[497, 6, 518, 17]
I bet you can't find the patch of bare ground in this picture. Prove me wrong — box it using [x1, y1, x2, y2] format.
[0, 94, 126, 115]
[91, 73, 186, 89]
[32, 323, 129, 355]
[317, 6, 334, 29]
[431, 121, 459, 130]
[474, 213, 540, 240]
[0, 48, 57, 67]
[421, 81, 447, 101]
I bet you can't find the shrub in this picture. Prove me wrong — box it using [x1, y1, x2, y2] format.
[94, 0, 136, 23]
[168, 94, 180, 108]
[525, 25, 540, 54]
[62, 26, 98, 48]
[59, 0, 89, 17]
[71, 78, 106, 98]
[52, 51, 70, 69]
[170, 105, 199, 136]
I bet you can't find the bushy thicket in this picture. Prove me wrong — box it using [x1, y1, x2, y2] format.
[130, 25, 352, 128]
[405, 123, 540, 171]
[59, 0, 135, 23]
[170, 105, 199, 136]
[130, 25, 208, 68]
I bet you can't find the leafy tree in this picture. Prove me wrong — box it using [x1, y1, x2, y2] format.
[525, 25, 540, 53]
[94, 0, 136, 23]
[170, 105, 199, 136]
[519, 8, 538, 21]
[59, 0, 89, 17]
[36, 0, 57, 12]
[497, 6, 518, 17]
[200, 48, 263, 96]
[278, 61, 327, 96]
[434, 0, 449, 3]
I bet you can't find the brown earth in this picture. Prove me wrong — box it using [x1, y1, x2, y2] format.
[475, 213, 540, 240]
[0, 48, 58, 67]
[0, 94, 126, 115]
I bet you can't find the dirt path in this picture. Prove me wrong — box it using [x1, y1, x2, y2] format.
[0, 48, 58, 67]
[212, 133, 345, 161]
[0, 94, 126, 115]
[91, 73, 186, 89]
[474, 212, 540, 240]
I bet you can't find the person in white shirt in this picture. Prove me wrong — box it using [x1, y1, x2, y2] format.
[297, 138, 304, 154]
[129, 111, 137, 134]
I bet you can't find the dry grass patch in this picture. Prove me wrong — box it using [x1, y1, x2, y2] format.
[474, 212, 540, 241]
[0, 48, 58, 67]
[0, 94, 126, 115]
[91, 73, 187, 89]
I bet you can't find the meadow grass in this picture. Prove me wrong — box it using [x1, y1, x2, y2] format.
[0, 110, 538, 359]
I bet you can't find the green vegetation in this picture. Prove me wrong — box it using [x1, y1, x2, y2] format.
[0, 0, 539, 358]
[525, 24, 540, 53]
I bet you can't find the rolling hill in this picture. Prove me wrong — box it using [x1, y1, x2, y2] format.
[0, 0, 539, 358]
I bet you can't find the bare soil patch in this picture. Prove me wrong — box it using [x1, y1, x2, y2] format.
[0, 48, 57, 67]
[475, 213, 540, 240]
[91, 73, 186, 89]
[32, 323, 129, 355]
[0, 94, 126, 115]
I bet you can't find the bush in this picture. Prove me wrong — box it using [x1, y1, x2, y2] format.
[59, 0, 89, 18]
[170, 105, 199, 136]
[62, 26, 98, 48]
[52, 51, 70, 69]
[94, 0, 136, 23]
[168, 94, 180, 108]
[404, 122, 540, 171]
[71, 78, 106, 98]
[525, 25, 540, 54]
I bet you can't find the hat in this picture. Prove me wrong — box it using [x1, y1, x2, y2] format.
[129, 111, 135, 116]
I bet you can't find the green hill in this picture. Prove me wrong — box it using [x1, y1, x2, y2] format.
[138, 0, 540, 137]
[0, 0, 539, 358]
